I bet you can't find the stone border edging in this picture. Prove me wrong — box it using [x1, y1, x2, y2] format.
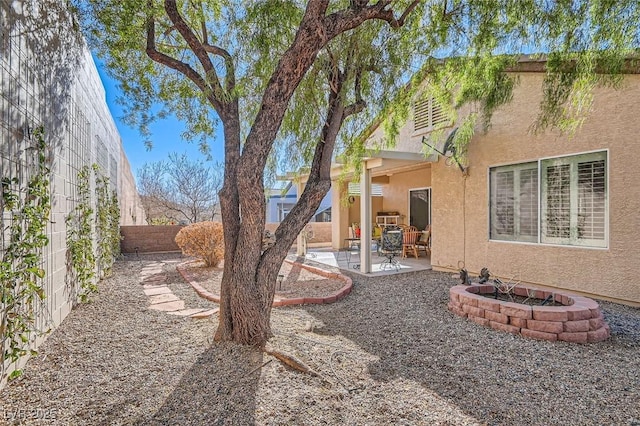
[176, 259, 352, 307]
[449, 284, 610, 343]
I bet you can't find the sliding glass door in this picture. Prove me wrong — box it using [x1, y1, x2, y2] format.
[409, 188, 431, 230]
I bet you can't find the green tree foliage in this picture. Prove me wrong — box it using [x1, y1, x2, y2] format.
[75, 0, 638, 346]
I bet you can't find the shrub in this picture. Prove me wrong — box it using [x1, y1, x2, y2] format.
[175, 221, 224, 267]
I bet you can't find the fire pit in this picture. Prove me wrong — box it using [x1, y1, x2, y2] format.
[448, 284, 610, 343]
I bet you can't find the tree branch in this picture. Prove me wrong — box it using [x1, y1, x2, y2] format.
[269, 61, 347, 256]
[145, 8, 224, 112]
[164, 0, 227, 103]
[344, 68, 366, 117]
[202, 43, 236, 93]
[325, 0, 421, 39]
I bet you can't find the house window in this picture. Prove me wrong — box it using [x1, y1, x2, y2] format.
[278, 203, 295, 222]
[413, 96, 448, 133]
[347, 182, 383, 196]
[489, 151, 607, 248]
[541, 152, 607, 247]
[489, 163, 538, 242]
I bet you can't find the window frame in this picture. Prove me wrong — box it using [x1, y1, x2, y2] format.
[540, 151, 608, 248]
[489, 162, 539, 243]
[488, 150, 609, 249]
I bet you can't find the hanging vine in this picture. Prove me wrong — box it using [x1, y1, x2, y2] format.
[109, 188, 122, 260]
[93, 165, 121, 278]
[66, 165, 96, 302]
[0, 126, 51, 381]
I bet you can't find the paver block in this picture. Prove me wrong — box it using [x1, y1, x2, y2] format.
[521, 328, 558, 342]
[191, 308, 219, 319]
[532, 307, 569, 322]
[462, 305, 484, 318]
[141, 275, 167, 285]
[589, 316, 605, 331]
[143, 286, 172, 296]
[587, 327, 610, 343]
[509, 317, 528, 328]
[459, 294, 479, 307]
[149, 293, 180, 305]
[564, 320, 590, 333]
[468, 314, 490, 327]
[484, 310, 509, 324]
[500, 302, 532, 319]
[490, 321, 520, 335]
[168, 308, 207, 317]
[558, 332, 588, 343]
[477, 298, 501, 313]
[565, 306, 593, 321]
[572, 297, 599, 310]
[149, 300, 185, 312]
[527, 319, 564, 334]
[554, 294, 570, 306]
[449, 306, 467, 318]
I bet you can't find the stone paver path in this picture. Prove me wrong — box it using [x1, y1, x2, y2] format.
[140, 261, 218, 318]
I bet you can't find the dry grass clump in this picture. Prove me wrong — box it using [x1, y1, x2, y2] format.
[175, 221, 224, 267]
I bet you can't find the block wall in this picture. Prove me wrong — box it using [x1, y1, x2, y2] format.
[0, 2, 145, 384]
[120, 226, 183, 253]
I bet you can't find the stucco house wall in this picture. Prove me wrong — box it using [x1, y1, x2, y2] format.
[430, 72, 640, 305]
[383, 167, 431, 224]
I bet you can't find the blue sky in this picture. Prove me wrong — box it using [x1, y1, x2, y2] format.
[93, 59, 225, 182]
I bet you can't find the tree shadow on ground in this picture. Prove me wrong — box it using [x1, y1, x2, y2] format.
[140, 341, 264, 425]
[305, 270, 640, 425]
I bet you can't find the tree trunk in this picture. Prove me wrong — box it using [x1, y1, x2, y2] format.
[144, 1, 421, 347]
[209, 2, 418, 347]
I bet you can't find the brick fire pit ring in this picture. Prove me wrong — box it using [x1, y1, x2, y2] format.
[448, 284, 610, 343]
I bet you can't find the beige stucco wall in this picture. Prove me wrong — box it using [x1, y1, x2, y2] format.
[365, 112, 425, 154]
[382, 167, 431, 225]
[348, 196, 384, 228]
[266, 222, 332, 244]
[431, 73, 640, 305]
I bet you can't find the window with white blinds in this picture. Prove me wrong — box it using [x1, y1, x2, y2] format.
[489, 151, 607, 248]
[489, 163, 538, 242]
[347, 182, 383, 196]
[541, 152, 607, 247]
[413, 97, 448, 133]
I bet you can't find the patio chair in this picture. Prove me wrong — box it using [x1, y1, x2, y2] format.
[379, 226, 403, 271]
[402, 229, 421, 259]
[415, 228, 431, 257]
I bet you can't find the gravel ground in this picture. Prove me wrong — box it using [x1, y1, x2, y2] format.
[181, 258, 346, 299]
[0, 253, 638, 425]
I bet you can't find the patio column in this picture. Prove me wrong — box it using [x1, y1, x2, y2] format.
[330, 180, 348, 250]
[360, 165, 372, 273]
[295, 180, 305, 256]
